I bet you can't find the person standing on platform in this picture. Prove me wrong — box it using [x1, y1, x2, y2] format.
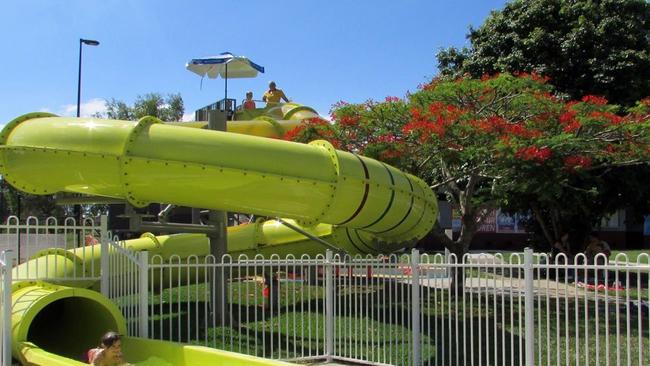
[262, 81, 289, 105]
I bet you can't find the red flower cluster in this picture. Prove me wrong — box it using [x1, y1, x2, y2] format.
[283, 117, 334, 142]
[338, 115, 361, 127]
[403, 118, 444, 141]
[504, 123, 542, 138]
[283, 125, 306, 141]
[403, 103, 465, 141]
[564, 155, 593, 170]
[480, 73, 501, 81]
[581, 95, 608, 105]
[385, 96, 400, 103]
[559, 110, 581, 132]
[513, 71, 550, 83]
[589, 111, 623, 125]
[515, 146, 552, 163]
[470, 117, 540, 138]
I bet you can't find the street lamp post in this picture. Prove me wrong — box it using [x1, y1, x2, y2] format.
[75, 38, 99, 227]
[76, 38, 100, 117]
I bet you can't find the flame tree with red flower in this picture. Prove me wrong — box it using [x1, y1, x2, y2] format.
[284, 73, 650, 260]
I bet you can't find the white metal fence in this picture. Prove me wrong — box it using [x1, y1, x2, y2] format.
[1, 216, 106, 283]
[0, 215, 647, 366]
[105, 248, 648, 366]
[0, 251, 13, 366]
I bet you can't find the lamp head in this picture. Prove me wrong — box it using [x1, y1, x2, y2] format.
[81, 39, 100, 46]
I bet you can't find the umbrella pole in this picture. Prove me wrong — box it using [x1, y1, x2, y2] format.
[224, 64, 228, 113]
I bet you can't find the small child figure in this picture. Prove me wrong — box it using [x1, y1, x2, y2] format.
[243, 91, 256, 110]
[87, 331, 131, 366]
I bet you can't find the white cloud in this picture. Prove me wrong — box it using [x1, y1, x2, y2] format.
[59, 98, 107, 117]
[182, 112, 194, 122]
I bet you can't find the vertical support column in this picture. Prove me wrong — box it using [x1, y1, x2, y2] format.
[524, 248, 535, 366]
[208, 109, 229, 325]
[325, 250, 334, 361]
[139, 251, 149, 339]
[411, 249, 421, 366]
[209, 210, 228, 324]
[100, 214, 109, 297]
[2, 251, 14, 366]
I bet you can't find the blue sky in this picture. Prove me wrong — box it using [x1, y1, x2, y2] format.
[0, 0, 507, 123]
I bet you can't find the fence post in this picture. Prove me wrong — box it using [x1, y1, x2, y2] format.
[444, 247, 451, 277]
[411, 249, 421, 366]
[2, 251, 14, 366]
[138, 251, 149, 339]
[100, 215, 109, 297]
[325, 250, 334, 361]
[524, 248, 535, 366]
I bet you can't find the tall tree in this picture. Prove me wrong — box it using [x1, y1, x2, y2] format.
[103, 93, 184, 122]
[437, 0, 650, 106]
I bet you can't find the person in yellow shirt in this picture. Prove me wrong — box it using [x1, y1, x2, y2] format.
[262, 81, 290, 105]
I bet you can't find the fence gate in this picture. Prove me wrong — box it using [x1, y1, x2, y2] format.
[105, 236, 149, 338]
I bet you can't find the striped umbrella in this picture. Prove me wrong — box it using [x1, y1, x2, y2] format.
[186, 52, 264, 102]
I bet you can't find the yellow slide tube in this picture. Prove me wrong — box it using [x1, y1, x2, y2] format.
[0, 112, 437, 248]
[1, 104, 438, 365]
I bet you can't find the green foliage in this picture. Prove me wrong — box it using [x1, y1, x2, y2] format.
[437, 0, 650, 106]
[103, 93, 184, 122]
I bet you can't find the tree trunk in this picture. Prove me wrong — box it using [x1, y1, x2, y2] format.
[448, 212, 477, 294]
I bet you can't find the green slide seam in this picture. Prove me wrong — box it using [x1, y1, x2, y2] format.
[337, 154, 370, 225]
[360, 163, 395, 230]
[307, 140, 340, 226]
[353, 228, 376, 253]
[377, 175, 415, 234]
[282, 105, 318, 120]
[344, 227, 368, 254]
[405, 180, 429, 240]
[120, 116, 163, 208]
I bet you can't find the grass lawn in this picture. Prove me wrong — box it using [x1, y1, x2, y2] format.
[611, 249, 650, 263]
[123, 273, 649, 366]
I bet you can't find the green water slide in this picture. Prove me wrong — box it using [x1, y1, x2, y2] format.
[1, 103, 438, 365]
